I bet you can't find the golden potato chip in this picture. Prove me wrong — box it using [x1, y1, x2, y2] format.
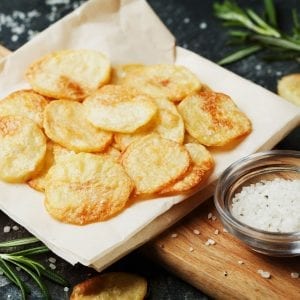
[277, 73, 300, 106]
[160, 143, 214, 194]
[44, 100, 113, 152]
[28, 142, 55, 192]
[115, 97, 184, 150]
[178, 91, 252, 147]
[0, 89, 48, 127]
[26, 49, 111, 101]
[121, 64, 201, 102]
[111, 64, 144, 84]
[0, 116, 46, 183]
[121, 134, 190, 194]
[84, 85, 157, 133]
[45, 152, 133, 225]
[70, 272, 147, 300]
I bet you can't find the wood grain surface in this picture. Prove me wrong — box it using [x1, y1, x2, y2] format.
[0, 46, 299, 300]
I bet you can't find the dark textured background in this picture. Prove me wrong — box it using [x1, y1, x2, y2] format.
[0, 0, 299, 299]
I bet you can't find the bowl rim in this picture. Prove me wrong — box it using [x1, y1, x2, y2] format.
[214, 150, 300, 240]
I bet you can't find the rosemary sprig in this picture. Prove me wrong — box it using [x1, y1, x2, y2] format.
[214, 0, 300, 65]
[0, 236, 69, 300]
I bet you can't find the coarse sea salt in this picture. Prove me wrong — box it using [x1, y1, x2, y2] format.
[231, 178, 300, 232]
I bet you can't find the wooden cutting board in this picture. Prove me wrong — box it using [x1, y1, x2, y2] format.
[1, 46, 299, 299]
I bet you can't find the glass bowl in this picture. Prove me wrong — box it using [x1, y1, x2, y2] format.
[214, 150, 300, 256]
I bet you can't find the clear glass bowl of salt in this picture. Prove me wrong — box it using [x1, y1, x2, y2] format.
[214, 150, 300, 256]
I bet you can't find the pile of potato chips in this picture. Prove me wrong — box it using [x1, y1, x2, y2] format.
[0, 49, 251, 225]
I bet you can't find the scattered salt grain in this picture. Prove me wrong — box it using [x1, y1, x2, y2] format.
[205, 239, 216, 246]
[189, 247, 194, 252]
[291, 272, 299, 279]
[214, 229, 219, 235]
[15, 267, 21, 272]
[276, 71, 283, 76]
[193, 229, 200, 235]
[212, 216, 217, 221]
[182, 43, 188, 49]
[159, 244, 165, 249]
[238, 260, 244, 265]
[223, 271, 228, 276]
[49, 263, 56, 270]
[63, 287, 69, 292]
[183, 17, 190, 24]
[255, 64, 262, 71]
[208, 213, 213, 219]
[258, 269, 271, 279]
[231, 179, 300, 232]
[48, 257, 56, 264]
[223, 228, 228, 233]
[171, 233, 178, 238]
[12, 225, 19, 231]
[3, 226, 11, 233]
[46, 0, 70, 5]
[199, 22, 207, 29]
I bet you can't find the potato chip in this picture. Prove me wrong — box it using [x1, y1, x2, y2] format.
[70, 272, 147, 300]
[121, 134, 190, 194]
[277, 73, 300, 106]
[28, 142, 55, 192]
[160, 143, 214, 194]
[103, 146, 121, 162]
[115, 97, 184, 150]
[0, 89, 48, 127]
[111, 64, 144, 84]
[45, 152, 133, 225]
[178, 91, 252, 147]
[0, 116, 46, 183]
[84, 85, 157, 133]
[26, 49, 111, 100]
[121, 64, 201, 102]
[44, 100, 112, 152]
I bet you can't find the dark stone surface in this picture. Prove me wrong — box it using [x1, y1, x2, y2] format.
[0, 0, 299, 299]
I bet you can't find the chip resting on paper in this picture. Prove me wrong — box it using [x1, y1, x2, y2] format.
[277, 73, 300, 106]
[26, 49, 111, 101]
[0, 89, 48, 127]
[160, 143, 214, 194]
[178, 91, 252, 147]
[43, 100, 113, 152]
[45, 152, 133, 225]
[115, 97, 184, 150]
[121, 134, 190, 195]
[70, 272, 147, 300]
[0, 116, 46, 183]
[119, 64, 202, 102]
[83, 85, 157, 133]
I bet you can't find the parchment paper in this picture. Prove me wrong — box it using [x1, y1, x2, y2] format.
[0, 0, 299, 269]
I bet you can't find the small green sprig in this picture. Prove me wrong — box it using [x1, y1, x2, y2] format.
[0, 237, 69, 300]
[213, 0, 300, 65]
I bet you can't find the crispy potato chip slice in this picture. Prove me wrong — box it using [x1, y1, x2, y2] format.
[178, 91, 252, 147]
[44, 100, 112, 152]
[121, 64, 201, 102]
[84, 85, 157, 133]
[115, 97, 184, 150]
[45, 152, 133, 225]
[160, 143, 214, 194]
[0, 116, 46, 183]
[121, 134, 190, 195]
[26, 49, 111, 100]
[277, 73, 300, 106]
[70, 272, 147, 300]
[0, 90, 48, 127]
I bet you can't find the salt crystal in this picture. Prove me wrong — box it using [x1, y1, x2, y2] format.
[64, 287, 69, 292]
[257, 269, 271, 279]
[208, 213, 213, 219]
[49, 257, 56, 263]
[223, 228, 228, 233]
[193, 229, 200, 235]
[3, 226, 11, 233]
[189, 247, 194, 252]
[11, 35, 18, 42]
[199, 22, 207, 29]
[238, 260, 244, 265]
[15, 267, 21, 272]
[171, 233, 178, 238]
[255, 64, 262, 71]
[223, 271, 228, 276]
[49, 263, 56, 270]
[214, 229, 219, 235]
[205, 239, 216, 246]
[183, 17, 190, 24]
[12, 225, 19, 231]
[46, 0, 70, 5]
[212, 216, 217, 221]
[291, 272, 299, 279]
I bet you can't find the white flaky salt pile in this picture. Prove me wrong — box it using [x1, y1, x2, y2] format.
[231, 178, 300, 232]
